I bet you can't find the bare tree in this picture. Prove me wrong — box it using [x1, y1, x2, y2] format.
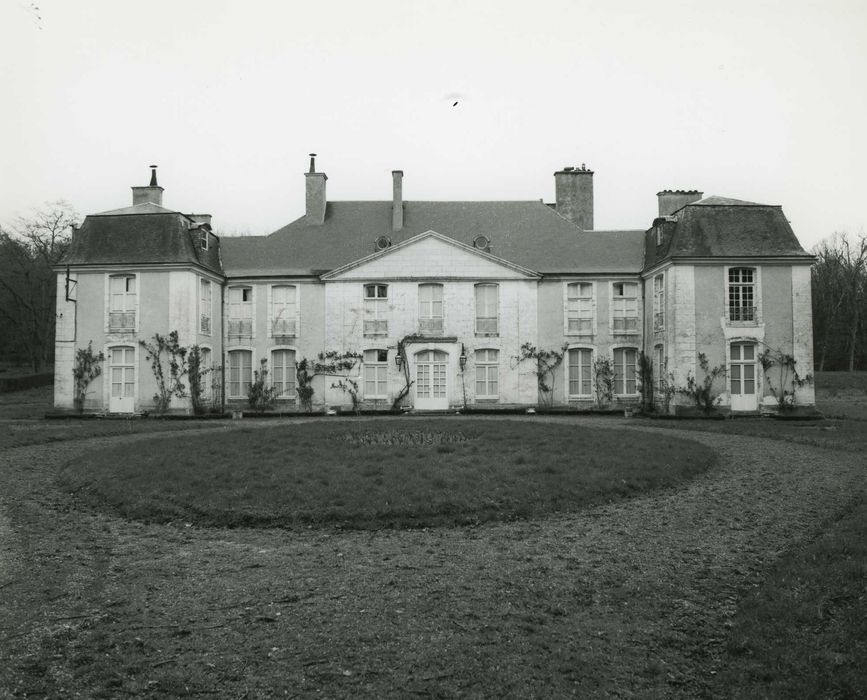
[0, 201, 79, 372]
[811, 231, 867, 371]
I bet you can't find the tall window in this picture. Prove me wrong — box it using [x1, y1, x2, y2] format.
[228, 287, 253, 339]
[653, 274, 664, 331]
[199, 347, 212, 400]
[363, 284, 388, 336]
[475, 349, 499, 398]
[363, 349, 388, 398]
[109, 346, 135, 401]
[418, 283, 444, 335]
[730, 342, 756, 395]
[613, 348, 638, 395]
[228, 350, 252, 398]
[109, 275, 136, 331]
[566, 283, 594, 334]
[271, 349, 296, 398]
[729, 268, 756, 322]
[654, 345, 665, 395]
[200, 279, 212, 335]
[271, 285, 297, 337]
[612, 282, 638, 333]
[567, 348, 593, 397]
[475, 284, 499, 335]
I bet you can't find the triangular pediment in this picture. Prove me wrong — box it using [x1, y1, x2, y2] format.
[321, 230, 540, 281]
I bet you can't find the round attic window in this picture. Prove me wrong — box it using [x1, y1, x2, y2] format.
[473, 235, 490, 250]
[374, 235, 392, 251]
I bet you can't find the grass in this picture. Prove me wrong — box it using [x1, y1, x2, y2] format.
[60, 418, 716, 529]
[711, 496, 867, 698]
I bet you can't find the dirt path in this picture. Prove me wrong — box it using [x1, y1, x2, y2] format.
[0, 417, 864, 698]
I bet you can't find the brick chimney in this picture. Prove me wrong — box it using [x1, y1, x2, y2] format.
[392, 170, 403, 231]
[657, 190, 703, 217]
[554, 164, 593, 230]
[131, 165, 164, 206]
[305, 153, 327, 225]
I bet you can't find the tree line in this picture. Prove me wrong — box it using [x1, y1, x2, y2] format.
[0, 201, 863, 373]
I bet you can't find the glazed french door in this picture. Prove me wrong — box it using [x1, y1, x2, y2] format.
[730, 342, 758, 411]
[415, 350, 448, 410]
[109, 346, 136, 413]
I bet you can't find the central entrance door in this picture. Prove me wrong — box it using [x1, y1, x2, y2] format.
[415, 349, 448, 410]
[730, 342, 758, 412]
[109, 346, 136, 413]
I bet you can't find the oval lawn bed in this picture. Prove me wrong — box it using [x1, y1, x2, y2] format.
[60, 419, 717, 530]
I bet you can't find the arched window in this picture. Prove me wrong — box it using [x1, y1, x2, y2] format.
[199, 279, 212, 335]
[271, 285, 297, 337]
[363, 349, 389, 398]
[567, 348, 593, 397]
[199, 347, 212, 399]
[271, 349, 296, 398]
[475, 284, 499, 335]
[566, 282, 594, 334]
[418, 284, 444, 335]
[613, 347, 638, 395]
[228, 287, 253, 339]
[228, 349, 252, 398]
[475, 349, 499, 398]
[728, 268, 756, 322]
[109, 274, 136, 331]
[363, 284, 388, 336]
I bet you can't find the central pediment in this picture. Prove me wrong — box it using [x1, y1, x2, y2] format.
[320, 230, 540, 281]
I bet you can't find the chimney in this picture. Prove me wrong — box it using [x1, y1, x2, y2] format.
[657, 190, 703, 217]
[131, 165, 164, 206]
[392, 170, 403, 231]
[305, 153, 327, 225]
[554, 164, 593, 230]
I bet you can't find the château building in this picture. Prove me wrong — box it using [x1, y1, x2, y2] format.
[54, 158, 815, 413]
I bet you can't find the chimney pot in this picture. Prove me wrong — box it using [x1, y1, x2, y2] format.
[392, 170, 404, 232]
[131, 165, 164, 206]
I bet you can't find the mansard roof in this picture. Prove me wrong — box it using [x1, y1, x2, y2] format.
[62, 211, 223, 273]
[644, 197, 813, 270]
[220, 201, 645, 277]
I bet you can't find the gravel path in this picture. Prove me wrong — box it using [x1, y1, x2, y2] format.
[0, 417, 864, 698]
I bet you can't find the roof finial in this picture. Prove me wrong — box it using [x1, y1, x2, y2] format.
[149, 165, 158, 187]
[309, 153, 317, 174]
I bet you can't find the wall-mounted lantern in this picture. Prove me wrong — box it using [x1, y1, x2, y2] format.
[395, 353, 404, 369]
[459, 353, 467, 370]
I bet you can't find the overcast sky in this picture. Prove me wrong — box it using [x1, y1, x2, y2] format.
[1, 0, 865, 248]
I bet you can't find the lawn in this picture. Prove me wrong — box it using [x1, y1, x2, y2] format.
[60, 418, 716, 529]
[711, 495, 867, 698]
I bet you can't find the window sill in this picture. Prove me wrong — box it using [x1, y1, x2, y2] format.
[475, 397, 499, 402]
[474, 333, 499, 338]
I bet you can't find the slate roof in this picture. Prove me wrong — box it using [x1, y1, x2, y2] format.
[220, 201, 646, 277]
[644, 197, 813, 270]
[62, 212, 223, 274]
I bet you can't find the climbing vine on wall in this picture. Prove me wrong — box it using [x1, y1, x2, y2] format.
[516, 342, 566, 408]
[72, 341, 105, 413]
[758, 345, 813, 411]
[295, 350, 361, 412]
[678, 353, 726, 415]
[139, 331, 188, 413]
